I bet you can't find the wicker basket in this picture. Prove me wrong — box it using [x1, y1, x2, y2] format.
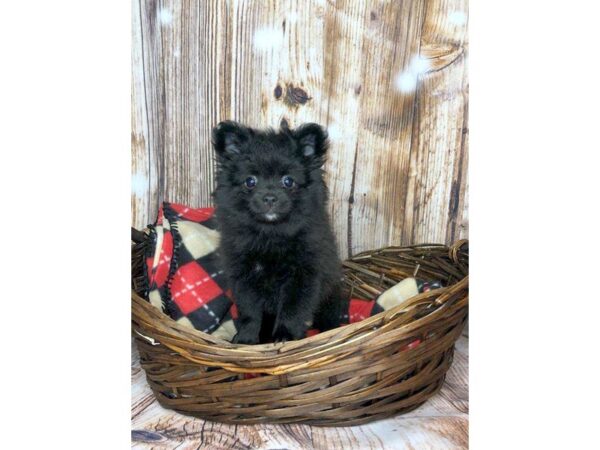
[131, 232, 468, 426]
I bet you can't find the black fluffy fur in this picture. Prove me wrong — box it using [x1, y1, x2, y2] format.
[212, 121, 343, 344]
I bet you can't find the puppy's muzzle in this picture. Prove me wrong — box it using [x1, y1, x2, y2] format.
[263, 194, 277, 207]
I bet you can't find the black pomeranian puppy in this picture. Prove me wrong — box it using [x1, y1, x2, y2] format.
[212, 121, 343, 344]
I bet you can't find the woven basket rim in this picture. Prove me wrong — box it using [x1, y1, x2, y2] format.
[132, 240, 468, 375]
[132, 276, 467, 347]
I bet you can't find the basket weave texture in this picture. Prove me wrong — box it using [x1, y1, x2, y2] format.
[131, 236, 468, 426]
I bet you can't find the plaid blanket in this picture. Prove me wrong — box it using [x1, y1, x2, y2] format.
[145, 202, 441, 342]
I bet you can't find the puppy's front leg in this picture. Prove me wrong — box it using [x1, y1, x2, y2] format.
[272, 273, 321, 342]
[231, 280, 264, 345]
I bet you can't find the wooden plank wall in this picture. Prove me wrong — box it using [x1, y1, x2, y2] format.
[132, 0, 469, 260]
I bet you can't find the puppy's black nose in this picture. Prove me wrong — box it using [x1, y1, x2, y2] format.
[263, 194, 277, 206]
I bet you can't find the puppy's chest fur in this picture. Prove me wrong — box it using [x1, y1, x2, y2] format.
[247, 261, 291, 313]
[235, 234, 311, 307]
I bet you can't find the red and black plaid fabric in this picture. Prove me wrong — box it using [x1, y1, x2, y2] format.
[144, 202, 442, 341]
[146, 203, 231, 333]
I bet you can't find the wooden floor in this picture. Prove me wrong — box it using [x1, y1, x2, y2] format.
[132, 334, 468, 450]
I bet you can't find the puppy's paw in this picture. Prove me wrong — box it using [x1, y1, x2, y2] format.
[232, 326, 260, 345]
[272, 328, 292, 344]
[273, 320, 306, 343]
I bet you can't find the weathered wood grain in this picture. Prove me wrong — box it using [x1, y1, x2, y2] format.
[132, 335, 468, 449]
[229, 0, 328, 129]
[321, 0, 369, 257]
[403, 0, 469, 246]
[348, 0, 426, 256]
[131, 0, 468, 259]
[134, 0, 165, 230]
[132, 0, 151, 229]
[159, 0, 228, 209]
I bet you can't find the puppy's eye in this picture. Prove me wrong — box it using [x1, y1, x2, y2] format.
[281, 175, 295, 189]
[244, 176, 257, 189]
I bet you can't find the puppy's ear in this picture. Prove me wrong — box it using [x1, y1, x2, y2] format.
[293, 123, 329, 160]
[212, 121, 251, 158]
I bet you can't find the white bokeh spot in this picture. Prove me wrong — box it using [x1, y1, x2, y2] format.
[409, 55, 431, 74]
[158, 8, 173, 25]
[327, 124, 343, 142]
[131, 172, 148, 197]
[253, 27, 284, 51]
[395, 72, 418, 93]
[394, 54, 432, 93]
[449, 11, 467, 25]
